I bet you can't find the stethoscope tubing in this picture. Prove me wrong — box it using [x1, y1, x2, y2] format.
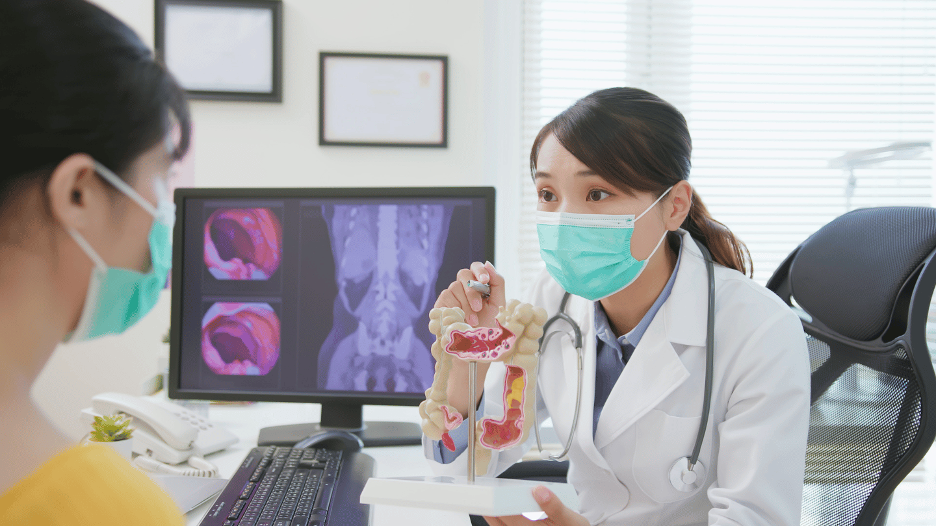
[689, 241, 715, 471]
[532, 321, 583, 461]
[533, 238, 715, 476]
[533, 291, 584, 460]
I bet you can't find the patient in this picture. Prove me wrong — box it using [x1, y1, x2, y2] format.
[0, 0, 191, 523]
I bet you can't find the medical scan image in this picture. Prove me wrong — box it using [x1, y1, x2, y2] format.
[204, 207, 283, 280]
[319, 204, 452, 393]
[202, 302, 281, 376]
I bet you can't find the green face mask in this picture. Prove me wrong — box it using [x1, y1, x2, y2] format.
[536, 187, 671, 301]
[64, 161, 174, 342]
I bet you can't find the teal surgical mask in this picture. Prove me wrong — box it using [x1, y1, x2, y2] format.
[64, 161, 175, 342]
[537, 187, 672, 301]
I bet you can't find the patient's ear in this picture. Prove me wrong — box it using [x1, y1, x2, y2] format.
[46, 153, 106, 231]
[665, 180, 692, 230]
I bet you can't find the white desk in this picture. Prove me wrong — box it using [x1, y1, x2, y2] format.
[183, 401, 470, 526]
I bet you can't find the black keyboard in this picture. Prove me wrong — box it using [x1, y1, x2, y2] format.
[199, 446, 375, 526]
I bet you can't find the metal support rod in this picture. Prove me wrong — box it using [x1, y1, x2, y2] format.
[467, 360, 477, 483]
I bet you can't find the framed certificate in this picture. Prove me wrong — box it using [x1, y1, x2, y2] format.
[155, 0, 283, 102]
[319, 52, 448, 147]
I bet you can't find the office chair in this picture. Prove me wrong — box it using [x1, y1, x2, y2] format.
[766, 206, 936, 526]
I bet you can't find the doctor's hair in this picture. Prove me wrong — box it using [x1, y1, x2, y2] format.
[0, 0, 190, 222]
[530, 87, 752, 277]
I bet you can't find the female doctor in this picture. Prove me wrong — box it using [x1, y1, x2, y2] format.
[426, 87, 811, 526]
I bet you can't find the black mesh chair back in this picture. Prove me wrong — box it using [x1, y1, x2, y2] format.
[766, 206, 936, 526]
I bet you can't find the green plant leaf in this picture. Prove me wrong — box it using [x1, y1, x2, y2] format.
[89, 413, 134, 441]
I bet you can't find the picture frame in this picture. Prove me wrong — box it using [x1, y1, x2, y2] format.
[319, 52, 448, 147]
[155, 0, 283, 102]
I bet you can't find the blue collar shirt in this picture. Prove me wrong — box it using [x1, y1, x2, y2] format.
[593, 241, 681, 437]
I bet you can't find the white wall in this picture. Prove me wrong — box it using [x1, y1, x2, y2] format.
[32, 0, 524, 440]
[100, 0, 486, 189]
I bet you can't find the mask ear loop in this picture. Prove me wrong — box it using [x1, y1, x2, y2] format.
[66, 227, 108, 271]
[94, 160, 176, 235]
[633, 186, 674, 264]
[634, 186, 673, 221]
[63, 226, 108, 343]
[641, 228, 670, 264]
[92, 161, 159, 217]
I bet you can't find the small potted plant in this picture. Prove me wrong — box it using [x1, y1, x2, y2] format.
[86, 413, 135, 460]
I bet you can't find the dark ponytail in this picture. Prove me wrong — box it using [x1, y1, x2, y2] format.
[683, 189, 751, 276]
[530, 87, 752, 277]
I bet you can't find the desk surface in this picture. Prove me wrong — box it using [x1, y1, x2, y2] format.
[183, 400, 470, 526]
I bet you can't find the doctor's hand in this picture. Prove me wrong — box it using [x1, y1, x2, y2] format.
[483, 486, 589, 526]
[436, 261, 505, 417]
[435, 261, 505, 328]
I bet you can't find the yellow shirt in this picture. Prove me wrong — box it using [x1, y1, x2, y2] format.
[0, 444, 183, 525]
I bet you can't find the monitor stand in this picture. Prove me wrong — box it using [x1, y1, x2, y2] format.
[257, 401, 422, 447]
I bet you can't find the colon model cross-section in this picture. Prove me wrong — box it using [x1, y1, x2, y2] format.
[202, 302, 281, 375]
[204, 208, 283, 280]
[418, 300, 547, 476]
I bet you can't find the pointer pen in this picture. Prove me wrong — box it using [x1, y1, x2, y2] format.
[466, 280, 491, 298]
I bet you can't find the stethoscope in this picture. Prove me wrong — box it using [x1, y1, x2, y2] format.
[531, 238, 716, 493]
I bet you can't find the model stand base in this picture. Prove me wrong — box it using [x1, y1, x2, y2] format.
[359, 475, 579, 517]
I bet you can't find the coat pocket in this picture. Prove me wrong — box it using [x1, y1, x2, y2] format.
[632, 409, 707, 503]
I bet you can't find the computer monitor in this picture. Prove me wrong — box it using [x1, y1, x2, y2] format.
[167, 187, 495, 447]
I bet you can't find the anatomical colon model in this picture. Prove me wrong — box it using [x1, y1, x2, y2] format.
[321, 204, 451, 393]
[419, 300, 547, 476]
[204, 208, 283, 280]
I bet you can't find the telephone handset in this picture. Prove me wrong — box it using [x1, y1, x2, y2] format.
[81, 392, 238, 465]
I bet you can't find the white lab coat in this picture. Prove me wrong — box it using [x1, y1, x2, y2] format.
[424, 229, 811, 526]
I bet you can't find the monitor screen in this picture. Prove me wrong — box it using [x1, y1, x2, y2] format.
[168, 187, 495, 446]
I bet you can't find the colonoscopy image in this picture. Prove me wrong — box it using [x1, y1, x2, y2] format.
[204, 208, 283, 280]
[202, 302, 281, 376]
[319, 204, 452, 393]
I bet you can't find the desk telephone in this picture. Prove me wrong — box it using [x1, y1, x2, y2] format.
[81, 392, 237, 474]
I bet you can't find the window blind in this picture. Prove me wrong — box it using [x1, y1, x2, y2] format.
[519, 0, 936, 291]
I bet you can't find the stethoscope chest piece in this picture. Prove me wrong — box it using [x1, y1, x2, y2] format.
[669, 457, 706, 493]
